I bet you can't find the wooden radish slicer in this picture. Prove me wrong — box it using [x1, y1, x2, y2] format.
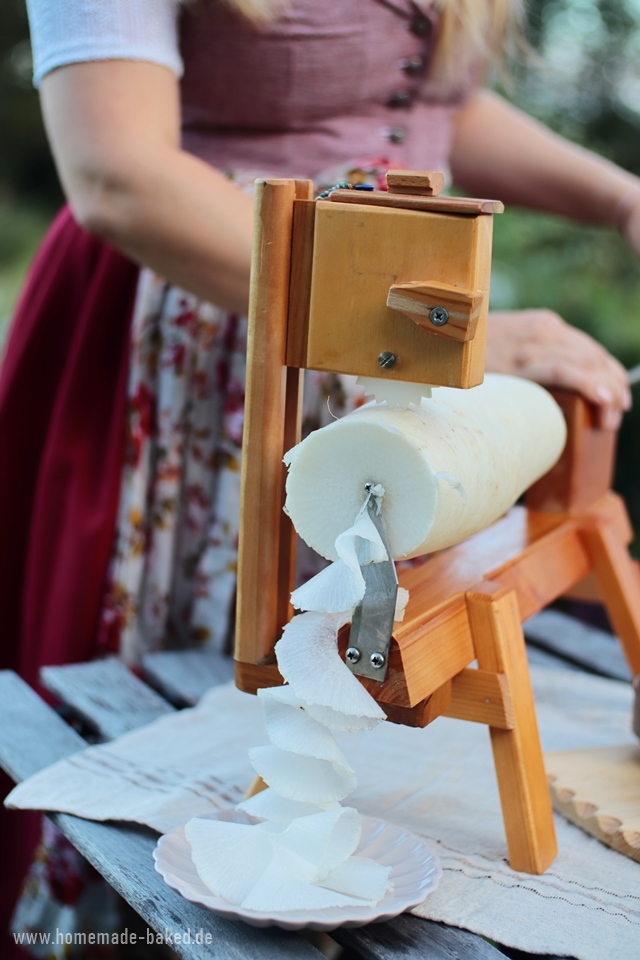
[235, 172, 640, 875]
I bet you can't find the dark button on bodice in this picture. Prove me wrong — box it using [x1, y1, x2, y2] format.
[388, 126, 406, 144]
[388, 90, 412, 108]
[410, 15, 432, 37]
[402, 54, 424, 76]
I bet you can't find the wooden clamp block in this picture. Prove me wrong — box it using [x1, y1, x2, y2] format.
[386, 170, 445, 196]
[526, 389, 618, 514]
[387, 280, 485, 343]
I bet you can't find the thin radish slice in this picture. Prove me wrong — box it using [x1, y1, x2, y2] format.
[249, 745, 356, 803]
[394, 586, 410, 622]
[242, 869, 375, 912]
[275, 611, 386, 721]
[290, 491, 388, 613]
[258, 689, 349, 765]
[185, 817, 273, 905]
[237, 788, 332, 823]
[278, 807, 362, 877]
[303, 702, 383, 732]
[320, 855, 393, 901]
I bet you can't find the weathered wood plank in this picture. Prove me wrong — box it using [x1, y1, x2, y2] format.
[523, 610, 630, 682]
[333, 913, 505, 959]
[0, 672, 324, 960]
[0, 671, 85, 781]
[54, 815, 323, 960]
[142, 649, 235, 707]
[40, 658, 175, 738]
[525, 642, 582, 672]
[0, 670, 571, 960]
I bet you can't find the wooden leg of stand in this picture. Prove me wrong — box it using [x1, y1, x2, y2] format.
[466, 582, 558, 874]
[243, 775, 268, 800]
[584, 520, 640, 676]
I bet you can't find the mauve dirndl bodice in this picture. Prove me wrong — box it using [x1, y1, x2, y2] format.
[179, 0, 475, 179]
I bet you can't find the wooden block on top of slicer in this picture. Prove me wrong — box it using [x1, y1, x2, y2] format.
[386, 170, 445, 196]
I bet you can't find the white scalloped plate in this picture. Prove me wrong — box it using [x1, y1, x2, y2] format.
[153, 809, 441, 930]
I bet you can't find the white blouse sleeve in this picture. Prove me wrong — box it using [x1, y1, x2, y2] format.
[26, 0, 183, 87]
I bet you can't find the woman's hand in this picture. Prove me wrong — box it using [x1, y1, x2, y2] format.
[486, 310, 631, 430]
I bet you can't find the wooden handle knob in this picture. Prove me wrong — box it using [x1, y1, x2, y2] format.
[387, 281, 485, 343]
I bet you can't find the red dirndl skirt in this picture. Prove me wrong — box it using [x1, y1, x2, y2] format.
[0, 206, 139, 954]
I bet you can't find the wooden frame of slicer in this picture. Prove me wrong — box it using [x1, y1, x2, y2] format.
[234, 173, 640, 875]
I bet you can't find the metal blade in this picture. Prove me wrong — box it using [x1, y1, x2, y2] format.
[346, 486, 398, 682]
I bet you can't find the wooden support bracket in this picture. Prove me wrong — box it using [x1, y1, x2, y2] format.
[466, 581, 558, 875]
[527, 390, 617, 513]
[443, 668, 515, 730]
[581, 517, 640, 676]
[381, 682, 452, 728]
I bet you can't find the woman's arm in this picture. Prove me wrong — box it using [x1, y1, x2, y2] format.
[451, 89, 635, 423]
[40, 60, 254, 313]
[450, 89, 640, 253]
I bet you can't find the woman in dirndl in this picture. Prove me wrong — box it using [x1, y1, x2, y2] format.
[1, 1, 638, 955]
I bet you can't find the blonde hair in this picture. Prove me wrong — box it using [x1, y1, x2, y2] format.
[218, 0, 282, 20]
[433, 0, 526, 79]
[220, 0, 526, 76]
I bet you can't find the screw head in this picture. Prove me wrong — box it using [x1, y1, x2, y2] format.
[429, 306, 449, 327]
[346, 647, 361, 664]
[370, 651, 386, 669]
[378, 351, 397, 369]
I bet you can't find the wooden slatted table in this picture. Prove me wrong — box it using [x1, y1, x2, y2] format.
[0, 609, 629, 960]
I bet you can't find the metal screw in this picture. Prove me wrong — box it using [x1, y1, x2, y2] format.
[378, 351, 397, 369]
[429, 306, 449, 327]
[370, 652, 386, 669]
[346, 647, 361, 664]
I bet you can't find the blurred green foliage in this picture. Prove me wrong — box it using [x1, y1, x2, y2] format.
[0, 0, 62, 202]
[0, 198, 49, 338]
[0, 0, 61, 341]
[0, 0, 639, 537]
[497, 0, 640, 543]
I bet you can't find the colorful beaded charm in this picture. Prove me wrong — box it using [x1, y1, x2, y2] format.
[317, 182, 375, 199]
